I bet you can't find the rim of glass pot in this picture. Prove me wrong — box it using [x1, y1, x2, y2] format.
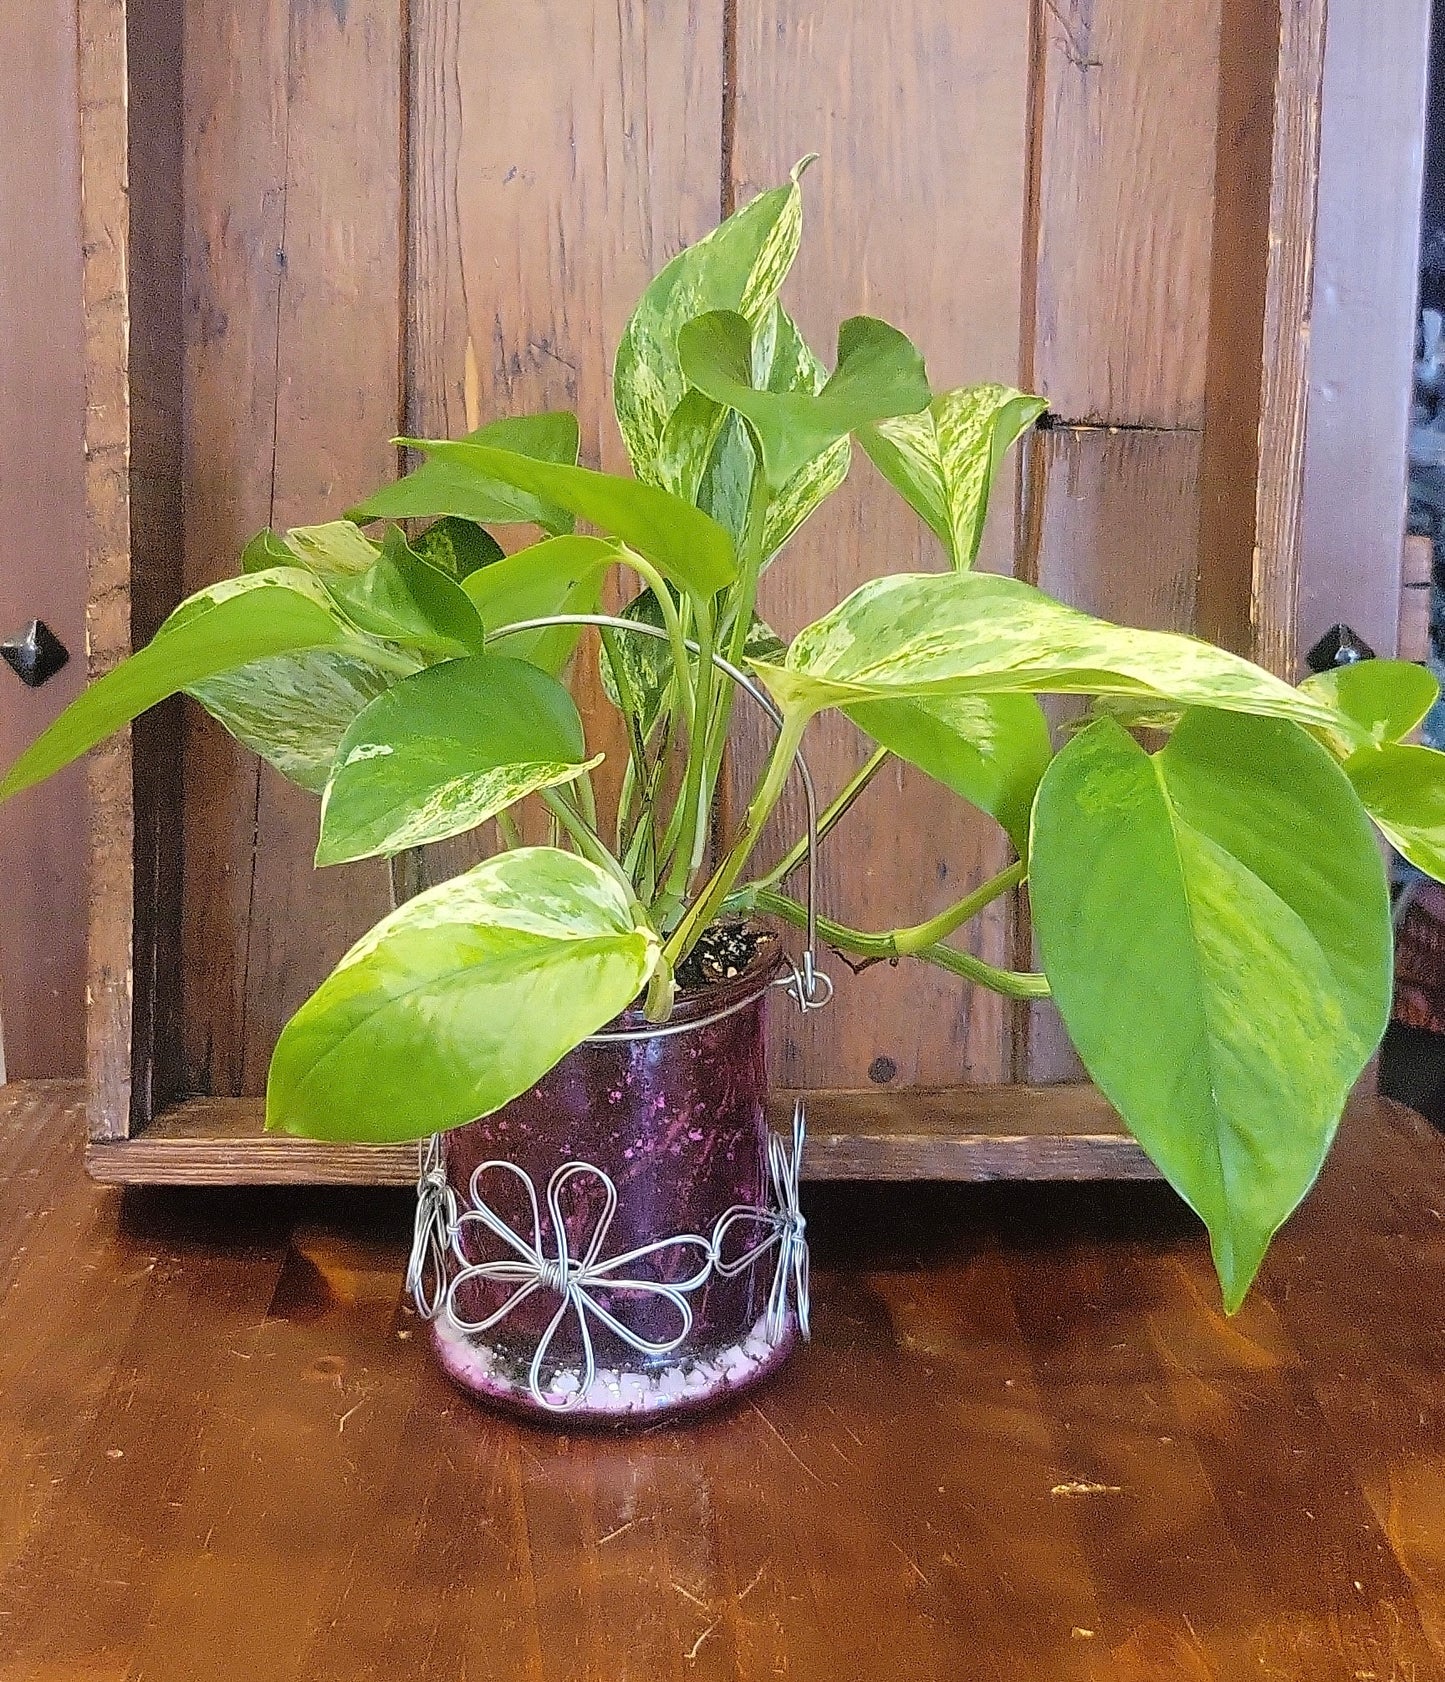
[487, 612, 831, 1046]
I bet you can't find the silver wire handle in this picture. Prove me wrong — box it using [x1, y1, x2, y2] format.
[486, 612, 830, 1013]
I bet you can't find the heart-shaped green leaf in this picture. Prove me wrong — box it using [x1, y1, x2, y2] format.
[350, 412, 580, 535]
[317, 655, 593, 864]
[1300, 658, 1440, 752]
[189, 652, 400, 793]
[614, 165, 808, 486]
[844, 692, 1052, 851]
[394, 439, 736, 601]
[266, 847, 660, 1143]
[754, 571, 1335, 730]
[411, 515, 505, 582]
[463, 535, 620, 674]
[1342, 742, 1445, 880]
[677, 310, 930, 492]
[1029, 711, 1391, 1311]
[0, 568, 378, 800]
[324, 529, 487, 657]
[859, 384, 1047, 569]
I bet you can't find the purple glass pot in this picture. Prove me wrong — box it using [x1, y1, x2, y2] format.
[414, 930, 808, 1424]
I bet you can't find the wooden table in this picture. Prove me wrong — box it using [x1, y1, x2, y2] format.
[2, 1082, 1443, 1680]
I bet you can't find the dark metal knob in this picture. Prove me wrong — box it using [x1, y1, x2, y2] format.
[1305, 623, 1375, 674]
[1, 619, 70, 688]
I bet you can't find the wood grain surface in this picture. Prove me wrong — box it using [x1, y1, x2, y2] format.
[731, 0, 1032, 1091]
[4, 1078, 1444, 1678]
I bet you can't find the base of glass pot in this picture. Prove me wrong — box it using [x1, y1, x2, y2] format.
[431, 1307, 801, 1424]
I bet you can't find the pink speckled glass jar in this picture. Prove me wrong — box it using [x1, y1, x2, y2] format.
[421, 934, 805, 1425]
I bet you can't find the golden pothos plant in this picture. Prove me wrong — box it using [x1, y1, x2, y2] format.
[6, 161, 1442, 1309]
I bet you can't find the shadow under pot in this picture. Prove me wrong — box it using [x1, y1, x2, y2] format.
[408, 929, 809, 1425]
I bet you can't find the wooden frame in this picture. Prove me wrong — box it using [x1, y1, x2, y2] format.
[77, 0, 1416, 1185]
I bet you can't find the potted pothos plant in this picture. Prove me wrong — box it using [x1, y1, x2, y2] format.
[7, 161, 1445, 1423]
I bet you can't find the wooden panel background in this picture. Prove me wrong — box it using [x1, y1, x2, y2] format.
[0, 0, 89, 1081]
[139, 0, 1231, 1107]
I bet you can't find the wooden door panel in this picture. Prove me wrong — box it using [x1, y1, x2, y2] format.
[732, 0, 1034, 1089]
[179, 0, 404, 1097]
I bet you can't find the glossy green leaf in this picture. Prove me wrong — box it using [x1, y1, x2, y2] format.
[1343, 743, 1445, 881]
[1300, 658, 1440, 752]
[189, 652, 399, 793]
[754, 571, 1335, 731]
[844, 692, 1052, 851]
[464, 535, 620, 674]
[411, 515, 505, 581]
[614, 165, 808, 486]
[324, 529, 487, 657]
[349, 413, 580, 535]
[241, 528, 300, 573]
[394, 439, 736, 600]
[317, 656, 593, 864]
[758, 306, 853, 561]
[283, 520, 383, 579]
[597, 587, 675, 737]
[266, 847, 660, 1143]
[1029, 711, 1391, 1311]
[677, 310, 930, 492]
[0, 569, 371, 801]
[691, 306, 850, 556]
[859, 384, 1047, 568]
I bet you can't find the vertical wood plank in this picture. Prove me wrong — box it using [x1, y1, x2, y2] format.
[1023, 426, 1202, 1082]
[0, 0, 90, 1080]
[240, 0, 408, 1091]
[1297, 0, 1430, 663]
[732, 0, 1033, 1089]
[406, 0, 726, 881]
[1032, 0, 1221, 427]
[181, 0, 404, 1096]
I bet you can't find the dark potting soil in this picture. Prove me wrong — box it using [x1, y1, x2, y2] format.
[673, 919, 775, 995]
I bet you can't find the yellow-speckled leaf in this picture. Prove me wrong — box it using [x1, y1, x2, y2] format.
[859, 384, 1047, 568]
[266, 848, 660, 1143]
[1030, 711, 1391, 1311]
[756, 571, 1335, 731]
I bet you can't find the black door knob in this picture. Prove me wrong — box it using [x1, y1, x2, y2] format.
[1, 619, 70, 688]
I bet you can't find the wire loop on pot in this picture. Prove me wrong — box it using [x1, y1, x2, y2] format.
[405, 1134, 460, 1320]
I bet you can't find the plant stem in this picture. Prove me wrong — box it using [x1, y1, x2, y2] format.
[745, 885, 1050, 1000]
[662, 705, 806, 968]
[752, 744, 890, 892]
[540, 788, 634, 899]
[494, 809, 522, 851]
[891, 859, 1027, 953]
[342, 638, 420, 679]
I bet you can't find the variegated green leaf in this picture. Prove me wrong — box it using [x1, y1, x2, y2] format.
[411, 515, 505, 581]
[266, 847, 661, 1143]
[0, 568, 382, 801]
[844, 691, 1052, 851]
[188, 651, 399, 793]
[755, 571, 1335, 730]
[1030, 711, 1391, 1311]
[394, 440, 736, 600]
[1342, 742, 1445, 881]
[860, 385, 1047, 568]
[282, 519, 383, 579]
[678, 310, 930, 492]
[317, 655, 593, 865]
[1300, 658, 1440, 754]
[349, 412, 580, 535]
[324, 528, 487, 657]
[614, 163, 809, 486]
